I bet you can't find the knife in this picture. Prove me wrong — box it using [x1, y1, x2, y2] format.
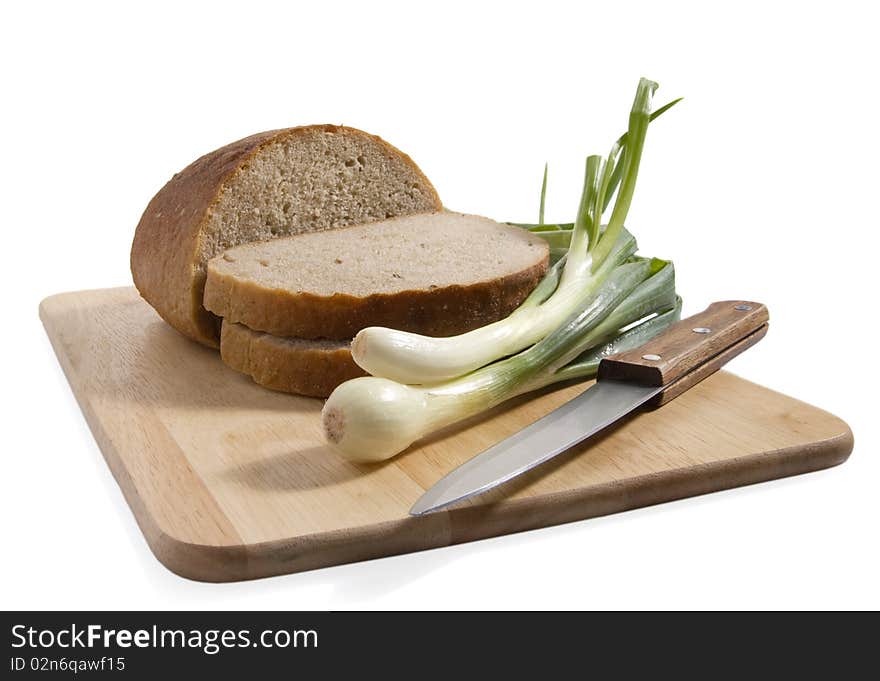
[410, 300, 769, 516]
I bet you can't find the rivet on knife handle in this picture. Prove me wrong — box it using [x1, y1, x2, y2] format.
[598, 300, 770, 407]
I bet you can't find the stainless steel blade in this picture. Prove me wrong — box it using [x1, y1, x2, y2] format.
[410, 380, 663, 516]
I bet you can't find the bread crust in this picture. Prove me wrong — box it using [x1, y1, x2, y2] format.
[204, 250, 549, 340]
[130, 125, 442, 347]
[220, 322, 365, 398]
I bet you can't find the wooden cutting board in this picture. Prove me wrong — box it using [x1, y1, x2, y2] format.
[40, 287, 853, 582]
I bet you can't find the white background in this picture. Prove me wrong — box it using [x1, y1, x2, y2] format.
[2, 0, 877, 610]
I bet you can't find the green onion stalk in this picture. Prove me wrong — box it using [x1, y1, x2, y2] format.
[351, 78, 680, 385]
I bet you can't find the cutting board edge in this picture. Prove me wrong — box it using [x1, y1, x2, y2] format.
[39, 289, 855, 583]
[40, 293, 251, 582]
[164, 421, 852, 583]
[445, 419, 853, 544]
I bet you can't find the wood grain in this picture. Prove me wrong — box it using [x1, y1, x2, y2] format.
[649, 323, 769, 407]
[40, 288, 852, 582]
[599, 301, 770, 387]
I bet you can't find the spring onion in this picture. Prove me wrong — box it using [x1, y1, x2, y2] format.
[322, 261, 679, 462]
[322, 77, 683, 461]
[351, 78, 677, 385]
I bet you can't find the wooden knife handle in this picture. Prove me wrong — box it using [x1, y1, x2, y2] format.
[597, 300, 769, 407]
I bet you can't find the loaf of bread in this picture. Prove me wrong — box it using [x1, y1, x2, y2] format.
[131, 125, 442, 347]
[203, 212, 549, 339]
[220, 322, 365, 398]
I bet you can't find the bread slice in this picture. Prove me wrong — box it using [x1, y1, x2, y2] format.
[204, 212, 549, 340]
[131, 125, 442, 347]
[220, 322, 364, 398]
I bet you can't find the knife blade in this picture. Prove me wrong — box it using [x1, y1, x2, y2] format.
[410, 300, 769, 516]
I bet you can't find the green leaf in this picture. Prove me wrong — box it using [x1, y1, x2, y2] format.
[589, 156, 606, 251]
[551, 296, 683, 382]
[538, 162, 548, 225]
[511, 222, 574, 231]
[571, 154, 605, 256]
[591, 78, 658, 269]
[529, 229, 573, 249]
[601, 97, 683, 213]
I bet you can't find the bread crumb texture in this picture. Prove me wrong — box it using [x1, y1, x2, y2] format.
[130, 125, 441, 347]
[198, 129, 437, 265]
[204, 212, 549, 339]
[208, 212, 545, 296]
